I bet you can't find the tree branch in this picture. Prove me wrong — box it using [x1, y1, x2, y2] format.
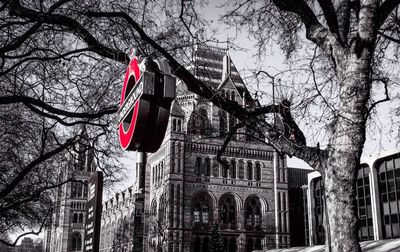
[316, 0, 341, 40]
[367, 77, 390, 116]
[216, 122, 245, 166]
[8, 0, 129, 64]
[378, 30, 400, 44]
[0, 136, 77, 200]
[0, 95, 118, 119]
[272, 0, 329, 47]
[378, 0, 400, 27]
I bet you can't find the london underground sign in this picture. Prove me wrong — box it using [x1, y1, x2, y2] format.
[118, 54, 175, 152]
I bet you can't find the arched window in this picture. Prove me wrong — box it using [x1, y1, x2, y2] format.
[192, 193, 212, 227]
[230, 160, 236, 179]
[72, 213, 78, 223]
[213, 159, 219, 177]
[255, 162, 261, 181]
[188, 108, 210, 136]
[195, 157, 202, 175]
[231, 91, 235, 101]
[203, 158, 211, 176]
[159, 195, 167, 227]
[238, 160, 244, 179]
[219, 110, 227, 136]
[78, 213, 83, 223]
[219, 194, 236, 229]
[222, 161, 229, 178]
[247, 161, 253, 180]
[245, 197, 262, 230]
[71, 232, 82, 251]
[198, 109, 210, 136]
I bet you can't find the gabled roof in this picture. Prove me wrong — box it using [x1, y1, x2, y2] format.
[192, 44, 255, 104]
[170, 100, 185, 117]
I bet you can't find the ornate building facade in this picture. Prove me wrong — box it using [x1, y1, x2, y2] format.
[44, 45, 289, 252]
[100, 45, 290, 252]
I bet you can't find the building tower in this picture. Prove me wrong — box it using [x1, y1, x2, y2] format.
[44, 129, 96, 252]
[145, 44, 289, 252]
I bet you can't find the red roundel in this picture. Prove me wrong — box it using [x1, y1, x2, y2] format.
[118, 57, 149, 151]
[118, 56, 176, 152]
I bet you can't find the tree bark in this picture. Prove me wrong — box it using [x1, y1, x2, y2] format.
[324, 49, 373, 252]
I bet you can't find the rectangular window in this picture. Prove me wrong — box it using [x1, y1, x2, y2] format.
[395, 158, 400, 169]
[387, 160, 394, 170]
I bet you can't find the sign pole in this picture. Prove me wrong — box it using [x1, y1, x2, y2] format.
[137, 152, 147, 194]
[132, 151, 147, 252]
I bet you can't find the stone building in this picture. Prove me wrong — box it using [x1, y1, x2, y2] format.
[100, 44, 290, 252]
[43, 131, 96, 252]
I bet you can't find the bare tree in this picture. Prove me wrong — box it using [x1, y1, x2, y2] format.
[1, 0, 400, 251]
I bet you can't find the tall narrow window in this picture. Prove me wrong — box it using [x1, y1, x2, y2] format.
[71, 182, 77, 198]
[172, 119, 177, 132]
[83, 182, 88, 197]
[76, 182, 83, 197]
[222, 161, 229, 178]
[177, 119, 182, 132]
[239, 160, 244, 179]
[203, 158, 211, 176]
[255, 162, 261, 181]
[195, 157, 202, 175]
[198, 109, 210, 136]
[247, 162, 253, 180]
[230, 160, 236, 179]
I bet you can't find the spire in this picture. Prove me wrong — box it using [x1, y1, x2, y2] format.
[222, 51, 231, 81]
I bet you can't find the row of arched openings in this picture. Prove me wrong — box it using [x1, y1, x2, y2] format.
[192, 193, 262, 231]
[100, 214, 134, 250]
[194, 156, 262, 181]
[72, 212, 84, 223]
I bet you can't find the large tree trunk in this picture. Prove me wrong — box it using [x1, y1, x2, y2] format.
[323, 51, 372, 252]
